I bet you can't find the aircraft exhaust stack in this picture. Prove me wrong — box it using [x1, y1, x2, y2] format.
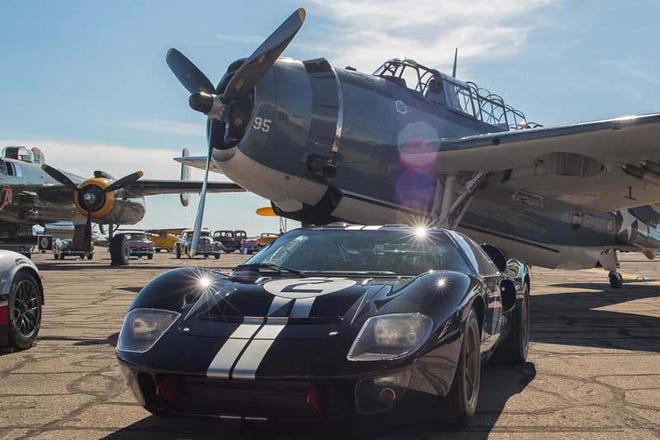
[622, 161, 660, 187]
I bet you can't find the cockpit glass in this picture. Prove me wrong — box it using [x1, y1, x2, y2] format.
[242, 229, 471, 276]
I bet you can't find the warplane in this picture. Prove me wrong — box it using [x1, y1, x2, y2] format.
[168, 8, 659, 288]
[0, 146, 243, 264]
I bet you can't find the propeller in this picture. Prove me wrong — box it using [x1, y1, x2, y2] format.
[166, 8, 305, 256]
[42, 164, 144, 252]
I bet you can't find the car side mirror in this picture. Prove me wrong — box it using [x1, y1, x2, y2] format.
[480, 243, 507, 273]
[500, 279, 517, 312]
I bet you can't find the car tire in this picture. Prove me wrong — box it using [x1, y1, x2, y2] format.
[147, 254, 154, 260]
[7, 270, 42, 350]
[175, 246, 181, 259]
[214, 254, 220, 260]
[441, 308, 481, 427]
[87, 254, 93, 260]
[58, 253, 65, 260]
[53, 251, 59, 260]
[491, 282, 530, 365]
[110, 235, 130, 266]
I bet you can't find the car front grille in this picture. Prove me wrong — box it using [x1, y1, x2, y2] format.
[140, 373, 353, 421]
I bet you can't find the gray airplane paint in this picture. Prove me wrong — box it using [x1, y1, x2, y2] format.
[203, 57, 659, 270]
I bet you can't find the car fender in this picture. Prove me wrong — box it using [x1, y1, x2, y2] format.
[0, 250, 43, 346]
[129, 267, 227, 313]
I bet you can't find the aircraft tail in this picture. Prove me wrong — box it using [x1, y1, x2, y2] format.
[180, 148, 190, 207]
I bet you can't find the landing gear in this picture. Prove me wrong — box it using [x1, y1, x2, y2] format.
[599, 250, 623, 289]
[608, 271, 623, 289]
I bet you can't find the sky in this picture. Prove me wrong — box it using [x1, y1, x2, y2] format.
[1, 0, 659, 234]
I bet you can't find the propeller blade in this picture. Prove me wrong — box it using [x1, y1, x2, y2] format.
[105, 171, 144, 193]
[84, 212, 93, 253]
[166, 48, 216, 94]
[190, 152, 212, 257]
[222, 8, 305, 101]
[41, 164, 77, 189]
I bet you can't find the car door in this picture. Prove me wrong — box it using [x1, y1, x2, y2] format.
[450, 232, 503, 354]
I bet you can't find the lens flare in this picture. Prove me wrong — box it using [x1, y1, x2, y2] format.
[414, 226, 427, 238]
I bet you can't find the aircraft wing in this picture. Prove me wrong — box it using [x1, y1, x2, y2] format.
[434, 113, 660, 211]
[37, 180, 244, 202]
[174, 155, 225, 174]
[123, 180, 244, 197]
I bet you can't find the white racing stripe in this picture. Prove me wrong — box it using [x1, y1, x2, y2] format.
[290, 297, 315, 318]
[232, 321, 287, 379]
[207, 322, 262, 378]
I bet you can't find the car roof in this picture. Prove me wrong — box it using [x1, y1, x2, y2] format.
[299, 223, 450, 233]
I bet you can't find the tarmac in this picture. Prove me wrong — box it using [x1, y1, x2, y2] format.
[0, 251, 657, 439]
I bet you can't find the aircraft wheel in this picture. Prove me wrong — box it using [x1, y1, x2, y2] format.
[609, 271, 623, 289]
[8, 270, 42, 350]
[491, 281, 530, 365]
[110, 235, 130, 266]
[441, 308, 481, 427]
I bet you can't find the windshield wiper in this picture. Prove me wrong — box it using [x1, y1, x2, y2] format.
[234, 263, 306, 277]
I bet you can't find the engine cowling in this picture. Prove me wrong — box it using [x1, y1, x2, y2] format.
[74, 177, 116, 220]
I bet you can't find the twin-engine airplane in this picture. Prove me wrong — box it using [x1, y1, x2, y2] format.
[168, 8, 659, 288]
[0, 146, 243, 264]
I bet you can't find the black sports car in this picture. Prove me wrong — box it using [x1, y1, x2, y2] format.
[117, 225, 530, 425]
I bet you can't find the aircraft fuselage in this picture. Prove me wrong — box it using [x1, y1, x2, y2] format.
[209, 58, 658, 269]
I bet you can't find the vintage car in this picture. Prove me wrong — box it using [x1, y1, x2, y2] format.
[174, 229, 223, 259]
[239, 232, 276, 254]
[109, 231, 156, 266]
[213, 230, 247, 253]
[117, 225, 530, 425]
[0, 250, 43, 350]
[53, 238, 94, 260]
[147, 232, 179, 253]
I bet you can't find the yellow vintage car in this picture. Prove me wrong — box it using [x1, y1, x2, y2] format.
[144, 228, 186, 252]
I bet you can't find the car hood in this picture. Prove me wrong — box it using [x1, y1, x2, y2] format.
[181, 276, 407, 339]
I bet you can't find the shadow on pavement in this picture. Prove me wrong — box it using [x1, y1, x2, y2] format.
[100, 362, 536, 440]
[530, 282, 659, 353]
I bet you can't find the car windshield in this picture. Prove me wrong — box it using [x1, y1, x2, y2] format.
[242, 228, 471, 276]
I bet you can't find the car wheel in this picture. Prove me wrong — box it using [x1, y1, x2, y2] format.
[492, 282, 530, 365]
[8, 271, 42, 350]
[53, 251, 59, 260]
[147, 254, 154, 260]
[58, 253, 65, 260]
[214, 254, 220, 259]
[110, 235, 130, 266]
[87, 253, 93, 260]
[442, 308, 481, 426]
[175, 246, 181, 259]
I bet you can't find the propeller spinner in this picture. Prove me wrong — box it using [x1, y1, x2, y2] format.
[166, 8, 305, 256]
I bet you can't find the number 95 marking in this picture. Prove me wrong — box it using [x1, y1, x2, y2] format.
[252, 117, 272, 133]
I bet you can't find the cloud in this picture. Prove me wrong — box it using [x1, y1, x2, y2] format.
[120, 120, 205, 138]
[306, 0, 555, 72]
[0, 138, 220, 182]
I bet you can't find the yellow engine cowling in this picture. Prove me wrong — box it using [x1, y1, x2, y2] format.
[73, 177, 116, 219]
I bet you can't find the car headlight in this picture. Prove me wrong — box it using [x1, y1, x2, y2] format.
[347, 313, 433, 361]
[117, 308, 180, 353]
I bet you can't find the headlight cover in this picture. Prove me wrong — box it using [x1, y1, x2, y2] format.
[117, 308, 180, 353]
[347, 313, 433, 361]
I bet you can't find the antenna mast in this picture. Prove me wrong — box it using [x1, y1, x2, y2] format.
[452, 48, 458, 78]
